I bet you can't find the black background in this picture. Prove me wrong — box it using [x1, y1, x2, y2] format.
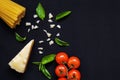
[0, 0, 120, 80]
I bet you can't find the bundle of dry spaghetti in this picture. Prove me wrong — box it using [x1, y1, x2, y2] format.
[0, 0, 26, 29]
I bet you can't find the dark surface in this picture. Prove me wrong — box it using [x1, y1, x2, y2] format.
[0, 0, 120, 80]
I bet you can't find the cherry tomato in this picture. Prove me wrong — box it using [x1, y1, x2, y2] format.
[67, 56, 80, 69]
[56, 52, 69, 64]
[58, 77, 67, 80]
[55, 64, 68, 77]
[68, 69, 81, 80]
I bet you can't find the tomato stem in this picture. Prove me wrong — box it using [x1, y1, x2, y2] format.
[64, 64, 69, 80]
[68, 64, 74, 70]
[59, 69, 63, 74]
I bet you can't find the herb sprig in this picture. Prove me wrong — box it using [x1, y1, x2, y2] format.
[32, 54, 56, 79]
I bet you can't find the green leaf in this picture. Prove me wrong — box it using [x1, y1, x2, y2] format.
[41, 65, 52, 79]
[55, 11, 71, 21]
[39, 62, 42, 71]
[32, 62, 41, 65]
[15, 32, 26, 42]
[55, 37, 70, 46]
[43, 65, 51, 77]
[41, 54, 56, 65]
[36, 3, 45, 20]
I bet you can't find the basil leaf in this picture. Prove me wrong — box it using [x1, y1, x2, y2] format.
[55, 11, 71, 21]
[42, 65, 51, 79]
[36, 3, 45, 20]
[41, 64, 52, 79]
[32, 62, 41, 65]
[40, 64, 52, 79]
[39, 62, 42, 71]
[41, 54, 56, 65]
[55, 37, 70, 46]
[15, 32, 26, 42]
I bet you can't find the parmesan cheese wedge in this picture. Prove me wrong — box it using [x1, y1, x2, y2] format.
[8, 39, 34, 73]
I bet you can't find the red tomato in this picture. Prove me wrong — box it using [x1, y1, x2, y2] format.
[67, 56, 80, 69]
[56, 52, 69, 64]
[55, 64, 68, 77]
[58, 77, 67, 80]
[68, 69, 81, 80]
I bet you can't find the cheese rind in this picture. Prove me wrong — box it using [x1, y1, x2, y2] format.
[8, 39, 34, 73]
